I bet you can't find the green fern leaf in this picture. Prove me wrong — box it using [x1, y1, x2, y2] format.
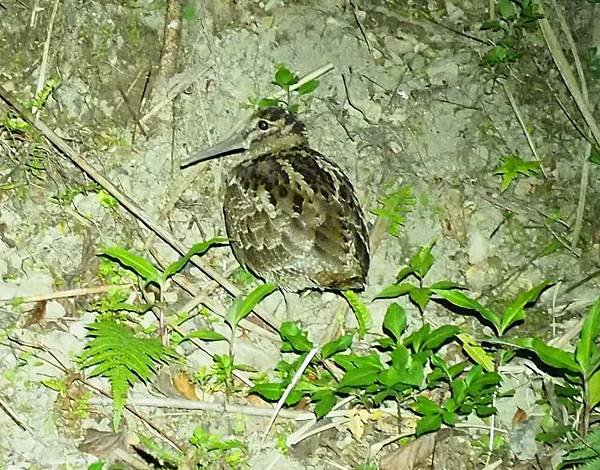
[371, 185, 415, 237]
[80, 319, 178, 430]
[580, 457, 600, 470]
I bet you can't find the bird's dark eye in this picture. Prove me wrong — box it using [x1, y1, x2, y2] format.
[257, 120, 269, 131]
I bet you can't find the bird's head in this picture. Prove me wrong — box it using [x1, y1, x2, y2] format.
[181, 107, 308, 167]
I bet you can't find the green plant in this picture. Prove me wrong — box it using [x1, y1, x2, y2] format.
[50, 182, 104, 206]
[560, 426, 600, 469]
[375, 242, 459, 315]
[246, 64, 319, 113]
[376, 243, 550, 336]
[79, 238, 227, 429]
[246, 244, 565, 438]
[371, 185, 415, 237]
[249, 301, 501, 436]
[494, 154, 541, 192]
[79, 318, 177, 430]
[189, 427, 248, 469]
[481, 0, 544, 73]
[100, 237, 226, 295]
[1, 77, 60, 132]
[514, 299, 600, 437]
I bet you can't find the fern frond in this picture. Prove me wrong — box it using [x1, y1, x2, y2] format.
[80, 318, 177, 430]
[561, 427, 600, 468]
[580, 456, 600, 470]
[371, 185, 415, 237]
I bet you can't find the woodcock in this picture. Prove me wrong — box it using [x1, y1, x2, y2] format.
[182, 107, 369, 292]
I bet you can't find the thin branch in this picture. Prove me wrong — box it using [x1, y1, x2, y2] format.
[546, 0, 591, 251]
[0, 284, 131, 303]
[502, 82, 548, 179]
[261, 347, 319, 445]
[538, 4, 600, 146]
[33, 0, 60, 115]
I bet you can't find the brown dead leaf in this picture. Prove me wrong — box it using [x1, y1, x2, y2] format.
[78, 427, 127, 457]
[512, 407, 528, 426]
[23, 300, 48, 327]
[379, 433, 436, 470]
[172, 371, 198, 400]
[347, 409, 371, 441]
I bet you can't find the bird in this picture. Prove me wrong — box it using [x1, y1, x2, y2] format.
[181, 107, 369, 292]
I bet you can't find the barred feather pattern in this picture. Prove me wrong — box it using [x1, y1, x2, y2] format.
[224, 147, 369, 292]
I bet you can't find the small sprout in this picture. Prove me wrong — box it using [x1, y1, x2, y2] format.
[97, 189, 118, 209]
[494, 154, 540, 192]
[182, 5, 197, 21]
[246, 63, 319, 113]
[273, 63, 298, 90]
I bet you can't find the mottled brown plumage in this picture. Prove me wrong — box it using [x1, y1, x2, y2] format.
[182, 107, 369, 292]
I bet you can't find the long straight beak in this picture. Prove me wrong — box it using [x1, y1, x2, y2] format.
[181, 132, 247, 168]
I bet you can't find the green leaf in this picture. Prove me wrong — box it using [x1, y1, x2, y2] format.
[378, 367, 403, 387]
[494, 155, 541, 192]
[409, 287, 431, 311]
[588, 369, 600, 409]
[181, 329, 229, 343]
[577, 298, 600, 378]
[423, 325, 460, 351]
[396, 265, 414, 282]
[338, 367, 379, 388]
[390, 344, 410, 372]
[475, 405, 497, 418]
[249, 382, 284, 401]
[429, 354, 450, 379]
[257, 97, 281, 109]
[451, 379, 467, 404]
[100, 247, 160, 286]
[512, 337, 580, 373]
[382, 303, 407, 343]
[442, 410, 457, 425]
[590, 146, 600, 165]
[313, 390, 336, 419]
[483, 45, 520, 66]
[274, 64, 296, 88]
[413, 396, 442, 415]
[448, 361, 469, 379]
[296, 79, 319, 95]
[182, 5, 197, 21]
[280, 321, 314, 353]
[416, 413, 442, 436]
[226, 282, 278, 329]
[87, 462, 105, 470]
[432, 289, 501, 332]
[403, 360, 426, 387]
[343, 290, 372, 337]
[332, 352, 384, 371]
[457, 334, 495, 372]
[409, 242, 435, 278]
[321, 334, 353, 359]
[80, 319, 177, 430]
[373, 282, 412, 300]
[371, 185, 415, 237]
[162, 237, 227, 281]
[429, 280, 461, 290]
[500, 281, 552, 335]
[498, 0, 517, 19]
[404, 324, 431, 353]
